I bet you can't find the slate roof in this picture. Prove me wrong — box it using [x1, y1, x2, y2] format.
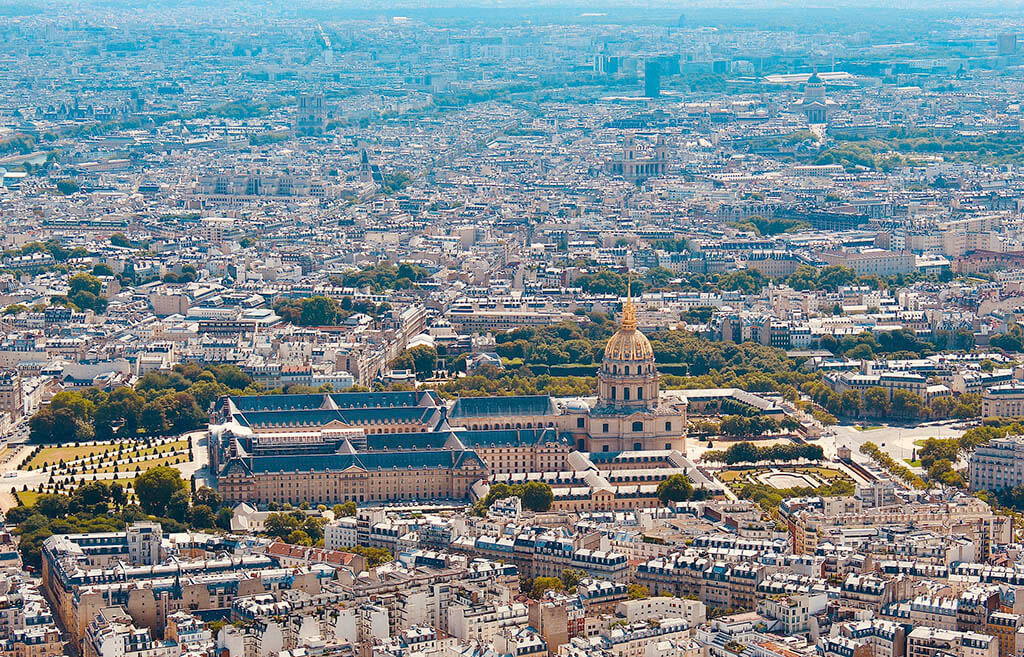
[448, 395, 556, 419]
[233, 406, 441, 428]
[237, 449, 486, 474]
[457, 428, 567, 448]
[229, 390, 437, 412]
[363, 431, 453, 451]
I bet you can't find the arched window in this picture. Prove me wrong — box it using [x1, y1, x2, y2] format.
[611, 387, 616, 400]
[632, 421, 643, 432]
[623, 388, 630, 401]
[624, 365, 630, 375]
[637, 387, 643, 400]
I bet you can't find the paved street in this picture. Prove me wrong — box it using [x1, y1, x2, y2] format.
[822, 421, 968, 470]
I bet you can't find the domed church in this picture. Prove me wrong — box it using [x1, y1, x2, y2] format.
[567, 289, 687, 454]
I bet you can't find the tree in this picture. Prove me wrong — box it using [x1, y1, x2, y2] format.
[334, 501, 357, 517]
[64, 273, 107, 313]
[724, 441, 760, 464]
[35, 494, 70, 518]
[302, 516, 326, 543]
[627, 584, 650, 600]
[55, 179, 79, 195]
[93, 387, 145, 439]
[918, 438, 960, 470]
[109, 482, 126, 508]
[71, 481, 111, 514]
[166, 488, 190, 522]
[287, 530, 313, 546]
[863, 387, 892, 416]
[216, 507, 233, 531]
[560, 568, 587, 590]
[28, 410, 55, 443]
[408, 345, 438, 377]
[349, 545, 393, 567]
[300, 296, 340, 326]
[840, 390, 863, 416]
[530, 577, 564, 598]
[264, 512, 302, 538]
[892, 389, 926, 419]
[656, 474, 695, 504]
[190, 504, 216, 528]
[193, 486, 220, 509]
[927, 459, 965, 488]
[521, 481, 553, 512]
[845, 343, 875, 360]
[134, 466, 188, 516]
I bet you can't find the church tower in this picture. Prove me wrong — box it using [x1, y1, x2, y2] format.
[583, 281, 687, 454]
[598, 289, 659, 410]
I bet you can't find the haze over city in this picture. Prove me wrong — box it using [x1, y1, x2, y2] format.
[4, 3, 1024, 657]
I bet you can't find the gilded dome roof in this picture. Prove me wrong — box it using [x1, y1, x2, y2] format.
[604, 296, 654, 362]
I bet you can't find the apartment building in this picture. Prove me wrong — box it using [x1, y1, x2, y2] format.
[84, 606, 180, 657]
[906, 627, 998, 657]
[981, 385, 1024, 419]
[969, 436, 1024, 492]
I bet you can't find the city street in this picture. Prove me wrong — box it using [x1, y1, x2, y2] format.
[822, 421, 967, 470]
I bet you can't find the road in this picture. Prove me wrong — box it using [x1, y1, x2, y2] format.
[821, 421, 967, 470]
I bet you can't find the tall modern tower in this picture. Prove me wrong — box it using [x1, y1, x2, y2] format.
[644, 60, 661, 98]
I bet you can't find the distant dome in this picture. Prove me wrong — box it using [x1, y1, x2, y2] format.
[807, 71, 822, 84]
[604, 297, 653, 362]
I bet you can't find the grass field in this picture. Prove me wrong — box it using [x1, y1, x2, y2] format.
[91, 453, 186, 474]
[798, 466, 846, 481]
[715, 465, 851, 493]
[15, 491, 39, 507]
[27, 439, 188, 470]
[26, 444, 118, 469]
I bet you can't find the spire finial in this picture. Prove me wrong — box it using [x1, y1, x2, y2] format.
[622, 273, 637, 331]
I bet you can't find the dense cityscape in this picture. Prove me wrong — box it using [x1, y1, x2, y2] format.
[4, 1, 1024, 657]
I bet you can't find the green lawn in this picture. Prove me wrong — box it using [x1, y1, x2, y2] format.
[855, 426, 882, 432]
[15, 491, 39, 507]
[91, 453, 186, 474]
[717, 469, 750, 482]
[716, 465, 851, 492]
[26, 444, 119, 469]
[28, 439, 189, 470]
[797, 466, 846, 481]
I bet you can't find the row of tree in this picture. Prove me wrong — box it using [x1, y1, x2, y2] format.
[29, 363, 254, 443]
[704, 441, 824, 465]
[738, 478, 854, 512]
[859, 441, 927, 489]
[273, 294, 391, 326]
[476, 481, 554, 513]
[331, 262, 428, 292]
[801, 378, 978, 421]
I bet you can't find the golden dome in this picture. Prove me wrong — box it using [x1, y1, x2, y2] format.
[604, 295, 654, 362]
